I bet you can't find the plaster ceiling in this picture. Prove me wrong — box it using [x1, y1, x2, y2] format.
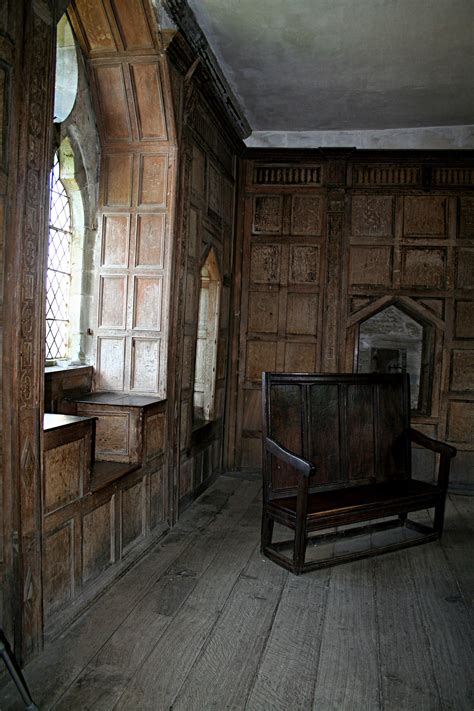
[186, 0, 474, 145]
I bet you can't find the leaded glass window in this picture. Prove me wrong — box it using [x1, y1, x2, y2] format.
[46, 152, 72, 360]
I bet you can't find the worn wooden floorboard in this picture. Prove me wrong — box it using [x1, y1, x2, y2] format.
[51, 480, 261, 711]
[408, 542, 474, 711]
[1, 484, 473, 711]
[0, 476, 244, 711]
[312, 558, 381, 711]
[374, 548, 444, 711]
[245, 569, 330, 711]
[169, 549, 288, 711]
[443, 496, 474, 609]
[114, 498, 262, 710]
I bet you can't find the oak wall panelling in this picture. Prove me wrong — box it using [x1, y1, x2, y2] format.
[1, 0, 55, 658]
[233, 150, 474, 490]
[69, 0, 178, 398]
[165, 34, 241, 515]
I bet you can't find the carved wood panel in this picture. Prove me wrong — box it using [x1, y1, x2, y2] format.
[234, 154, 474, 484]
[69, 0, 176, 397]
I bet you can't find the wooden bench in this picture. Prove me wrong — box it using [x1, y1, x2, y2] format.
[261, 372, 456, 574]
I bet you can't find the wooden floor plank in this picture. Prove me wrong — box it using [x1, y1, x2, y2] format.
[168, 550, 288, 711]
[311, 559, 381, 711]
[440, 496, 474, 609]
[245, 570, 330, 711]
[51, 480, 261, 711]
[1, 479, 472, 711]
[374, 549, 444, 711]
[114, 499, 262, 710]
[408, 542, 474, 711]
[0, 476, 246, 711]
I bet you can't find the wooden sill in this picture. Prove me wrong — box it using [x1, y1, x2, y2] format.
[90, 461, 141, 492]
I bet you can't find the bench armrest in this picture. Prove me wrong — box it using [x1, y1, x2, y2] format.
[409, 428, 457, 458]
[409, 427, 456, 490]
[264, 437, 316, 478]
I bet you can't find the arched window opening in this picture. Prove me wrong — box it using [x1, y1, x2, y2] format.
[193, 250, 221, 423]
[356, 303, 434, 413]
[46, 151, 73, 361]
[54, 15, 78, 123]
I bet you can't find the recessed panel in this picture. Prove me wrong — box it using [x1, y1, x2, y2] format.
[447, 401, 474, 442]
[289, 246, 320, 284]
[82, 500, 113, 584]
[133, 277, 162, 330]
[44, 440, 82, 513]
[94, 64, 130, 141]
[95, 413, 130, 456]
[97, 338, 126, 391]
[284, 342, 316, 372]
[104, 154, 133, 206]
[43, 522, 74, 618]
[450, 350, 474, 391]
[74, 0, 116, 52]
[401, 248, 446, 288]
[287, 293, 318, 335]
[131, 338, 160, 392]
[208, 162, 222, 216]
[139, 155, 167, 206]
[351, 195, 394, 237]
[146, 412, 165, 460]
[150, 468, 165, 528]
[102, 215, 129, 267]
[136, 214, 165, 267]
[250, 245, 280, 284]
[99, 276, 127, 328]
[456, 249, 474, 289]
[242, 389, 262, 431]
[291, 196, 323, 235]
[350, 247, 392, 287]
[459, 197, 474, 239]
[246, 341, 277, 380]
[248, 291, 279, 333]
[404, 196, 447, 236]
[188, 207, 199, 258]
[455, 301, 474, 339]
[191, 144, 205, 196]
[253, 196, 282, 233]
[122, 479, 145, 552]
[111, 0, 154, 49]
[131, 63, 166, 140]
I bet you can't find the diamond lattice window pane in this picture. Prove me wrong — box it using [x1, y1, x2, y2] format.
[46, 152, 72, 360]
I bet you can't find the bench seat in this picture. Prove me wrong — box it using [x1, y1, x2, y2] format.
[261, 372, 456, 574]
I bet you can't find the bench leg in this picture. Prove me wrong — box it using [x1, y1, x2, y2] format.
[434, 498, 446, 536]
[0, 630, 38, 710]
[261, 512, 274, 550]
[293, 521, 307, 575]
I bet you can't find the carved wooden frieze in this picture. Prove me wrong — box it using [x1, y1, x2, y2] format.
[253, 164, 322, 186]
[353, 164, 421, 186]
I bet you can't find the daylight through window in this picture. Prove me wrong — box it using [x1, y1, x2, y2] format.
[46, 151, 72, 360]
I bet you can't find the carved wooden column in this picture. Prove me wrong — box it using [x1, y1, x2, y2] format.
[2, 0, 55, 658]
[321, 155, 349, 372]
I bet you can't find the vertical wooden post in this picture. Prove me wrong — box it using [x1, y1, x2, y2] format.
[2, 0, 55, 659]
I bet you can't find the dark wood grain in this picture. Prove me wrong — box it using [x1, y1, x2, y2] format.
[261, 372, 456, 573]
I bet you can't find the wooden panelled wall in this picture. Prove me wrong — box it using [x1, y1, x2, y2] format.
[69, 0, 176, 397]
[166, 37, 237, 513]
[1, 0, 55, 658]
[234, 152, 474, 489]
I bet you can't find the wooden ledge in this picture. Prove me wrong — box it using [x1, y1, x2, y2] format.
[90, 461, 141, 492]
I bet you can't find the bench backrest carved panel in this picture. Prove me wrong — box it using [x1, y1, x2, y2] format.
[262, 373, 411, 499]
